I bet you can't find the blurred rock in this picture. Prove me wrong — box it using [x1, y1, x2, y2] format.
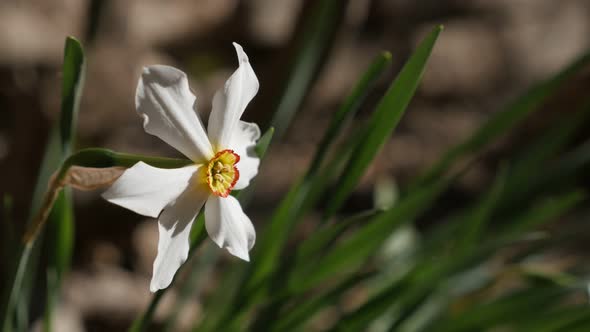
[76, 44, 138, 139]
[64, 266, 201, 329]
[378, 106, 487, 189]
[417, 21, 504, 97]
[64, 267, 151, 321]
[309, 40, 384, 109]
[247, 0, 303, 46]
[0, 0, 87, 65]
[175, 300, 203, 331]
[499, 0, 590, 82]
[129, 0, 238, 46]
[31, 305, 85, 332]
[346, 0, 372, 28]
[132, 220, 158, 276]
[92, 241, 123, 268]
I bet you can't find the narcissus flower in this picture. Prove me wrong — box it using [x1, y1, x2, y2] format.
[102, 43, 259, 292]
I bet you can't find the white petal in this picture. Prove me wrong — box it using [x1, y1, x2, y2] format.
[231, 121, 261, 190]
[137, 65, 214, 162]
[150, 186, 209, 292]
[204, 195, 256, 261]
[102, 162, 199, 218]
[207, 43, 259, 149]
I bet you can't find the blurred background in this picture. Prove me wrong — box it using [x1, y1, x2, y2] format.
[1, 0, 590, 331]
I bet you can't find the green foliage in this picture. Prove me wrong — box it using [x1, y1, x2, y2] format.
[44, 36, 85, 332]
[1, 37, 85, 332]
[325, 25, 443, 217]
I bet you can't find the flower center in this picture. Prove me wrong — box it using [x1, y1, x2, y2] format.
[204, 149, 240, 197]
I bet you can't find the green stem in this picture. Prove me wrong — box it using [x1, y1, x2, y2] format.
[22, 149, 192, 244]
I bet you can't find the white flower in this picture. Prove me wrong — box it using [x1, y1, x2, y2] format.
[102, 43, 260, 292]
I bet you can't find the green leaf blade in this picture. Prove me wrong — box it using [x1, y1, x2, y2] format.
[325, 25, 443, 217]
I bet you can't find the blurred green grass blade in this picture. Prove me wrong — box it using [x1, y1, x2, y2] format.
[335, 277, 410, 331]
[0, 128, 62, 331]
[554, 314, 590, 332]
[295, 210, 381, 264]
[495, 103, 590, 211]
[1, 245, 32, 332]
[269, 0, 350, 138]
[237, 127, 275, 205]
[456, 165, 507, 253]
[48, 190, 75, 279]
[335, 188, 584, 332]
[238, 38, 438, 323]
[59, 36, 85, 153]
[128, 291, 165, 332]
[398, 192, 586, 331]
[44, 36, 85, 332]
[241, 52, 393, 299]
[244, 180, 306, 294]
[61, 148, 191, 170]
[510, 103, 590, 179]
[308, 52, 392, 174]
[489, 306, 590, 332]
[498, 136, 590, 215]
[163, 244, 218, 332]
[324, 25, 442, 217]
[254, 127, 274, 159]
[434, 287, 572, 332]
[501, 190, 585, 238]
[192, 266, 248, 332]
[266, 273, 372, 332]
[189, 214, 207, 249]
[413, 50, 590, 189]
[44, 190, 75, 332]
[289, 174, 452, 293]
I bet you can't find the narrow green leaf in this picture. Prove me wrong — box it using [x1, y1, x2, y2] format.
[128, 291, 165, 332]
[295, 209, 381, 265]
[60, 148, 191, 171]
[308, 52, 392, 174]
[267, 273, 372, 332]
[325, 25, 443, 217]
[433, 287, 572, 332]
[501, 191, 585, 238]
[516, 306, 590, 332]
[242, 180, 308, 297]
[554, 314, 590, 332]
[1, 129, 62, 331]
[191, 265, 249, 332]
[254, 127, 274, 159]
[241, 52, 393, 301]
[59, 36, 85, 153]
[456, 165, 507, 253]
[290, 174, 452, 293]
[494, 103, 590, 213]
[332, 189, 584, 332]
[413, 50, 590, 189]
[43, 37, 86, 332]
